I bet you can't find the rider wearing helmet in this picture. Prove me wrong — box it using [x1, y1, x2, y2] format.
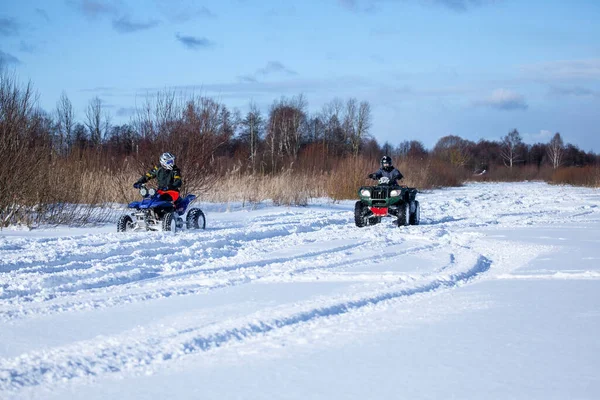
[368, 155, 404, 185]
[133, 152, 182, 201]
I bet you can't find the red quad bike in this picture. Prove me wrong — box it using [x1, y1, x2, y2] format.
[117, 184, 206, 232]
[355, 177, 420, 227]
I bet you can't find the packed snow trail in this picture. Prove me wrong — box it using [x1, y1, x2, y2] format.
[1, 182, 599, 397]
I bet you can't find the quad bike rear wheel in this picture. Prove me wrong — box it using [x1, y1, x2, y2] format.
[117, 215, 134, 232]
[409, 200, 420, 225]
[397, 202, 410, 227]
[186, 208, 206, 230]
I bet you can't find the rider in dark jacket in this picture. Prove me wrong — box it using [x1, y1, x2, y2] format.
[133, 152, 182, 201]
[368, 155, 403, 185]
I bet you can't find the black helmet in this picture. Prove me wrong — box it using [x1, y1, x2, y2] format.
[380, 155, 393, 171]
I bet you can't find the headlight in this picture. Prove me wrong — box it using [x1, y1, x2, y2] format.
[148, 188, 156, 196]
[390, 189, 401, 197]
[360, 189, 371, 197]
[140, 187, 148, 197]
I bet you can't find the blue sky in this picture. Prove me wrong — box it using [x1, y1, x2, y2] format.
[1, 0, 599, 151]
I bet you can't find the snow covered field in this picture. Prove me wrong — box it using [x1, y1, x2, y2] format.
[1, 182, 599, 400]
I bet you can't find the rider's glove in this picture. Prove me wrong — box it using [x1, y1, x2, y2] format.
[133, 182, 142, 189]
[368, 173, 375, 179]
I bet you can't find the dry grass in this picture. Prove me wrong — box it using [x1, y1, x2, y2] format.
[324, 157, 373, 200]
[323, 157, 468, 199]
[202, 172, 327, 206]
[417, 159, 468, 188]
[196, 156, 470, 206]
[3, 151, 597, 228]
[551, 166, 600, 187]
[0, 157, 138, 227]
[470, 165, 554, 183]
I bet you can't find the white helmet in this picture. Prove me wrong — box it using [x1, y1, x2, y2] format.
[159, 152, 175, 170]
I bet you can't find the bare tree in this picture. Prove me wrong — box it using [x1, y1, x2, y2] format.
[500, 129, 523, 168]
[472, 139, 502, 170]
[265, 94, 307, 170]
[163, 95, 235, 192]
[342, 98, 357, 152]
[305, 113, 321, 143]
[72, 123, 88, 150]
[433, 135, 473, 167]
[0, 70, 37, 151]
[240, 102, 264, 173]
[266, 109, 278, 172]
[354, 101, 371, 157]
[56, 92, 74, 156]
[106, 124, 137, 156]
[319, 98, 345, 158]
[85, 97, 109, 148]
[381, 141, 393, 156]
[398, 140, 428, 160]
[0, 69, 50, 226]
[546, 132, 564, 169]
[286, 94, 307, 160]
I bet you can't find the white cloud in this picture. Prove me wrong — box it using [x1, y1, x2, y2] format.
[175, 33, 215, 50]
[237, 61, 297, 83]
[523, 129, 553, 143]
[67, 0, 120, 20]
[339, 0, 495, 13]
[0, 50, 20, 65]
[549, 86, 599, 98]
[521, 59, 600, 81]
[473, 89, 528, 111]
[112, 16, 159, 33]
[0, 17, 20, 36]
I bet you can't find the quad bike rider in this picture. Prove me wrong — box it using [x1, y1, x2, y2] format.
[368, 155, 404, 185]
[355, 156, 420, 227]
[134, 152, 182, 208]
[117, 152, 205, 232]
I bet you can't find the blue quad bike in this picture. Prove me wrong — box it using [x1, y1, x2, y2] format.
[117, 184, 206, 233]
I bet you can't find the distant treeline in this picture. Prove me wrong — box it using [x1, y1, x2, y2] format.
[1, 69, 599, 226]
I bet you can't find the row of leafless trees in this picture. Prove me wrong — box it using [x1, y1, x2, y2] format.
[49, 89, 376, 175]
[409, 129, 596, 173]
[1, 68, 599, 226]
[15, 69, 599, 179]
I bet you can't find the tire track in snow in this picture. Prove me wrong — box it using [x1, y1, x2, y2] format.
[0, 213, 350, 301]
[0, 254, 491, 392]
[3, 206, 462, 322]
[0, 213, 348, 274]
[0, 238, 443, 322]
[4, 182, 594, 394]
[2, 184, 559, 322]
[496, 271, 600, 280]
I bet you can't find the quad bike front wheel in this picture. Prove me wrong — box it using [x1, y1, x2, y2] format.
[117, 215, 135, 232]
[186, 208, 206, 230]
[354, 201, 368, 227]
[162, 212, 177, 233]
